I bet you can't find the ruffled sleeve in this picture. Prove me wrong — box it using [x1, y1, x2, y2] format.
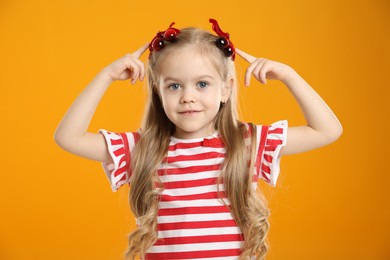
[99, 129, 140, 192]
[254, 120, 288, 186]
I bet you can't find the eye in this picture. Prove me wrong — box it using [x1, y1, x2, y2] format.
[197, 81, 209, 88]
[168, 83, 181, 90]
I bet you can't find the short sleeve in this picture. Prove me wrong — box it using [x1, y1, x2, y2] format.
[254, 120, 288, 186]
[99, 129, 140, 192]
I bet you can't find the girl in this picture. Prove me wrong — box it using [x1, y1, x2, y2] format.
[54, 19, 342, 259]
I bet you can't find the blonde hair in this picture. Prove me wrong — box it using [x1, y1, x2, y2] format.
[125, 28, 270, 259]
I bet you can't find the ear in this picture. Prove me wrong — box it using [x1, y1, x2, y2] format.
[222, 78, 233, 101]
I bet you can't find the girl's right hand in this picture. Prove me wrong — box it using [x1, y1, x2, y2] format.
[101, 43, 149, 85]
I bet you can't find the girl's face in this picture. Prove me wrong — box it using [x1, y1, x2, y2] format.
[156, 46, 232, 139]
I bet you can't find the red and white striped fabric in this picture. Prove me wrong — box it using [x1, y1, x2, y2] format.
[99, 120, 287, 259]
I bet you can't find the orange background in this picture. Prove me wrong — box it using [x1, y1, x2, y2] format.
[1, 0, 389, 259]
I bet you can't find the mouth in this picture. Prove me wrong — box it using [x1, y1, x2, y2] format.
[178, 110, 202, 115]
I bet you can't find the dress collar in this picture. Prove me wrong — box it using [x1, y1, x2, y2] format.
[170, 132, 223, 147]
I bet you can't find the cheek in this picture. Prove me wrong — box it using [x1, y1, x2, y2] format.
[211, 87, 223, 102]
[159, 94, 175, 112]
[205, 91, 222, 109]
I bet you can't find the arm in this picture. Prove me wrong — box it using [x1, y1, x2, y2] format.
[236, 49, 343, 156]
[54, 44, 148, 162]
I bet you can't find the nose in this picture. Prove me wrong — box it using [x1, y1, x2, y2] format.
[179, 87, 197, 104]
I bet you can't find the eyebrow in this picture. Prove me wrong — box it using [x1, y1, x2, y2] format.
[163, 75, 215, 83]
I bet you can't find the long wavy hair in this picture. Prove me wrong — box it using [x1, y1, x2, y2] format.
[125, 27, 270, 259]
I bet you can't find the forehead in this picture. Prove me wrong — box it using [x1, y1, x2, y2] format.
[157, 46, 223, 80]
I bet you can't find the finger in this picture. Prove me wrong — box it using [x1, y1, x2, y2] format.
[259, 63, 269, 84]
[132, 43, 149, 58]
[134, 58, 146, 81]
[252, 59, 266, 84]
[260, 71, 267, 84]
[123, 55, 143, 84]
[125, 59, 139, 84]
[252, 64, 262, 83]
[244, 63, 256, 86]
[131, 66, 140, 85]
[236, 48, 257, 63]
[244, 59, 261, 86]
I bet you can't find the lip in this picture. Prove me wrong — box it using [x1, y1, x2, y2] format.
[178, 110, 202, 115]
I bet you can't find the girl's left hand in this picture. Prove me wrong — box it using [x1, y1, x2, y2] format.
[236, 48, 294, 86]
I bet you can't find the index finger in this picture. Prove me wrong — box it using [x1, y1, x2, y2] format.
[132, 42, 149, 58]
[236, 48, 257, 63]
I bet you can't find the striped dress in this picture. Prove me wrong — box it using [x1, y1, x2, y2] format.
[99, 120, 287, 259]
